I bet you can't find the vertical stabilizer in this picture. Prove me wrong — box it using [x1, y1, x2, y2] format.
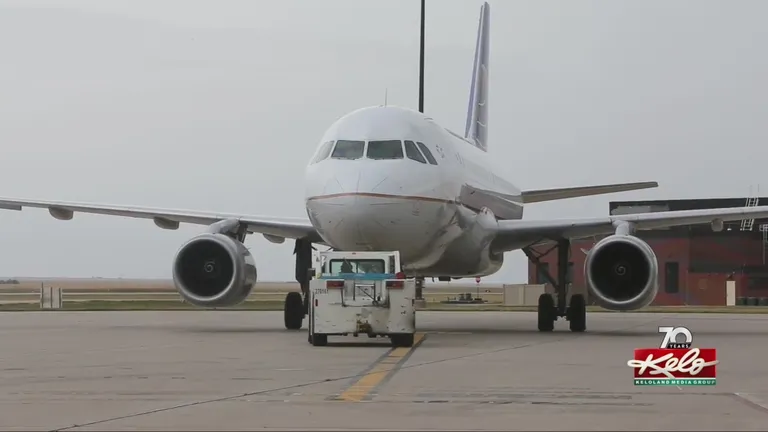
[464, 2, 490, 151]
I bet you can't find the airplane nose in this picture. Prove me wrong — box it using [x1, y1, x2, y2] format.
[306, 165, 415, 252]
[310, 196, 412, 252]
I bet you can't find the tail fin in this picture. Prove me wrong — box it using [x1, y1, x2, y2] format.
[464, 1, 490, 152]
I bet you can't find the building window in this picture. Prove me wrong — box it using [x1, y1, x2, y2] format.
[747, 277, 768, 291]
[665, 262, 679, 294]
[537, 262, 550, 284]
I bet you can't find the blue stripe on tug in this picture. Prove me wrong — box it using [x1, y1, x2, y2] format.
[318, 273, 397, 280]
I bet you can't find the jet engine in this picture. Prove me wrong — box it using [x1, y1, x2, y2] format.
[171, 233, 257, 307]
[584, 234, 659, 311]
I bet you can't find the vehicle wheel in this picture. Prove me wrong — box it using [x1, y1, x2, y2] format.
[537, 293, 555, 332]
[390, 333, 414, 347]
[310, 333, 328, 346]
[568, 294, 586, 332]
[284, 292, 304, 330]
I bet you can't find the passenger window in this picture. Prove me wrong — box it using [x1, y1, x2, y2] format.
[331, 140, 365, 160]
[366, 140, 403, 159]
[416, 142, 438, 165]
[404, 140, 427, 164]
[311, 140, 335, 164]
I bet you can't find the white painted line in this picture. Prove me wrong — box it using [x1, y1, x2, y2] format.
[733, 392, 768, 414]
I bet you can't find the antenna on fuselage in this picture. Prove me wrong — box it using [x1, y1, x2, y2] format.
[418, 0, 426, 113]
[384, 88, 388, 106]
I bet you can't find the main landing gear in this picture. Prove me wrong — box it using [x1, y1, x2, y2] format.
[284, 239, 312, 331]
[523, 239, 586, 333]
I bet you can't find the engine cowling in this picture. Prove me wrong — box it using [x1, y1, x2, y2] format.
[584, 234, 659, 311]
[171, 233, 257, 307]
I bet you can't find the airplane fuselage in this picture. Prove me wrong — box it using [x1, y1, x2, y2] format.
[304, 105, 523, 278]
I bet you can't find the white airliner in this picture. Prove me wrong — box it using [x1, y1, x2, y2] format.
[3, 1, 768, 333]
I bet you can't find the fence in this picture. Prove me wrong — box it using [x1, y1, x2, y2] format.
[502, 284, 546, 306]
[0, 284, 509, 309]
[39, 286, 63, 309]
[2, 281, 765, 309]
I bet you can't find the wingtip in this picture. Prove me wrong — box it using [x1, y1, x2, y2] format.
[0, 203, 22, 211]
[634, 181, 659, 189]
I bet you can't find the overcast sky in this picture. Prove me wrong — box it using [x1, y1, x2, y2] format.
[1, 0, 767, 282]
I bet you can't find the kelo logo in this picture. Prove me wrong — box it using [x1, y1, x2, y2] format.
[627, 326, 719, 386]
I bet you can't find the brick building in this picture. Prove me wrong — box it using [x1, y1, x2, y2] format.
[527, 197, 768, 306]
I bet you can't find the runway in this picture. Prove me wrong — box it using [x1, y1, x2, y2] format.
[1, 311, 767, 431]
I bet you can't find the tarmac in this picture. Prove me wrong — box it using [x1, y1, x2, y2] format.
[1, 310, 767, 431]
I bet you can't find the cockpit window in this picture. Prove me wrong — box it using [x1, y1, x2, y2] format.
[331, 140, 365, 160]
[416, 142, 438, 165]
[404, 140, 427, 164]
[311, 140, 335, 164]
[366, 140, 404, 160]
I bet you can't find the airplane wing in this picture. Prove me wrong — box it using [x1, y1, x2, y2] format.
[0, 197, 323, 243]
[490, 205, 768, 253]
[520, 181, 659, 203]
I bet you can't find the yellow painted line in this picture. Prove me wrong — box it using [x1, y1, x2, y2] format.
[336, 332, 426, 402]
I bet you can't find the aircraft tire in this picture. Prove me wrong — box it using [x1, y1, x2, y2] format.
[390, 333, 414, 347]
[284, 292, 304, 330]
[568, 294, 586, 332]
[537, 293, 555, 332]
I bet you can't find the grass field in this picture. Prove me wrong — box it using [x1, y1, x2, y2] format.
[2, 300, 768, 314]
[0, 278, 504, 294]
[0, 278, 507, 305]
[2, 277, 766, 314]
[1, 289, 503, 305]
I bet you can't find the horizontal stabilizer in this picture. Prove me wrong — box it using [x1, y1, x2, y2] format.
[521, 181, 658, 204]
